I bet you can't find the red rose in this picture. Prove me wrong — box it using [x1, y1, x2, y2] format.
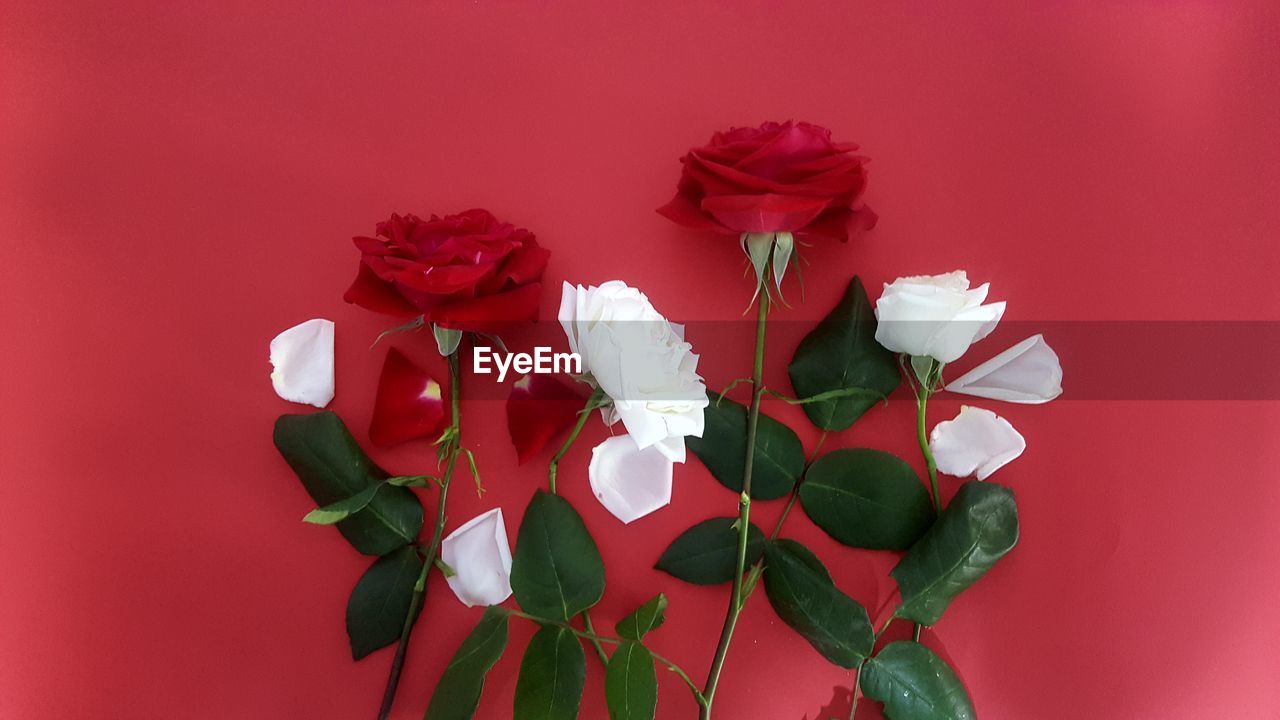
[344, 209, 550, 333]
[658, 121, 877, 242]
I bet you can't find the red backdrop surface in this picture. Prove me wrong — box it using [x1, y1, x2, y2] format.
[3, 2, 1279, 718]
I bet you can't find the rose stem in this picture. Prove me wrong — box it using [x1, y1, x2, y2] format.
[546, 386, 609, 665]
[377, 350, 463, 720]
[548, 387, 605, 494]
[910, 360, 944, 643]
[700, 286, 770, 719]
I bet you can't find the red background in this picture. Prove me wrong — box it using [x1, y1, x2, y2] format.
[3, 2, 1279, 718]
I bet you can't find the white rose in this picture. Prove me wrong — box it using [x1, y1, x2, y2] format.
[559, 281, 708, 463]
[873, 271, 1006, 364]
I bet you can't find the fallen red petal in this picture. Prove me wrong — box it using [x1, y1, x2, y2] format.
[369, 347, 447, 447]
[506, 374, 588, 464]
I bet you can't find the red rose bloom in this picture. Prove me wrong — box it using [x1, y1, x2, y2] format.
[344, 209, 549, 333]
[658, 121, 877, 242]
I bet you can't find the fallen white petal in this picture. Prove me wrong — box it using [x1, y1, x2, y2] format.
[269, 319, 334, 407]
[441, 508, 513, 607]
[946, 334, 1063, 404]
[929, 406, 1026, 480]
[589, 435, 674, 524]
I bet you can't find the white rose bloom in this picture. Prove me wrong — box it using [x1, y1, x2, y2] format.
[929, 406, 1026, 480]
[440, 508, 513, 607]
[269, 319, 335, 408]
[873, 271, 1006, 364]
[559, 281, 708, 463]
[946, 334, 1063, 404]
[588, 434, 674, 524]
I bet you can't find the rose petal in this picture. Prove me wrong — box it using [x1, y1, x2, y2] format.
[506, 374, 588, 464]
[269, 319, 335, 408]
[369, 348, 447, 447]
[343, 262, 420, 317]
[929, 406, 1026, 480]
[588, 435, 674, 524]
[699, 193, 831, 234]
[441, 508, 513, 607]
[946, 334, 1063, 404]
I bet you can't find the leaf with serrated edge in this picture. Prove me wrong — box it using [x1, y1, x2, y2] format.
[762, 540, 873, 668]
[424, 607, 509, 720]
[861, 641, 976, 720]
[654, 518, 765, 585]
[892, 481, 1019, 625]
[788, 276, 900, 430]
[616, 594, 668, 641]
[513, 625, 586, 720]
[605, 642, 658, 720]
[799, 449, 935, 550]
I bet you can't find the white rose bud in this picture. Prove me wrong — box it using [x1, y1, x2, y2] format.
[558, 281, 708, 462]
[873, 271, 1005, 364]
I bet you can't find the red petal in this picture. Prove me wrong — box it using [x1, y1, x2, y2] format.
[699, 193, 831, 234]
[369, 348, 448, 447]
[430, 282, 543, 334]
[655, 192, 730, 233]
[344, 262, 420, 317]
[506, 374, 588, 464]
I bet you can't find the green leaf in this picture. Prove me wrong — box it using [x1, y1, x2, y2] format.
[860, 641, 976, 720]
[762, 540, 873, 668]
[688, 394, 805, 500]
[345, 546, 422, 660]
[892, 481, 1019, 625]
[510, 490, 605, 621]
[273, 412, 423, 556]
[615, 594, 668, 642]
[513, 624, 586, 720]
[799, 449, 935, 550]
[303, 483, 384, 525]
[424, 606, 510, 720]
[605, 642, 658, 720]
[788, 276, 900, 430]
[654, 517, 765, 585]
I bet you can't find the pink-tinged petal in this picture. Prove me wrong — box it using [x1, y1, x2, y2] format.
[343, 262, 420, 317]
[269, 319, 335, 408]
[929, 406, 1026, 480]
[946, 334, 1063, 404]
[369, 348, 447, 447]
[441, 508, 513, 607]
[588, 435, 674, 524]
[699, 193, 831, 234]
[506, 374, 587, 464]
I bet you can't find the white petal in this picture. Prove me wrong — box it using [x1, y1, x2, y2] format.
[269, 319, 334, 407]
[588, 435, 674, 524]
[441, 508, 513, 607]
[946, 334, 1063, 404]
[929, 406, 1026, 480]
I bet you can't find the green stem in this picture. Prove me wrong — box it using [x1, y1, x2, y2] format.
[508, 610, 707, 707]
[377, 351, 463, 720]
[580, 605, 610, 666]
[548, 388, 605, 495]
[700, 290, 770, 720]
[546, 387, 609, 665]
[915, 383, 941, 513]
[849, 661, 864, 720]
